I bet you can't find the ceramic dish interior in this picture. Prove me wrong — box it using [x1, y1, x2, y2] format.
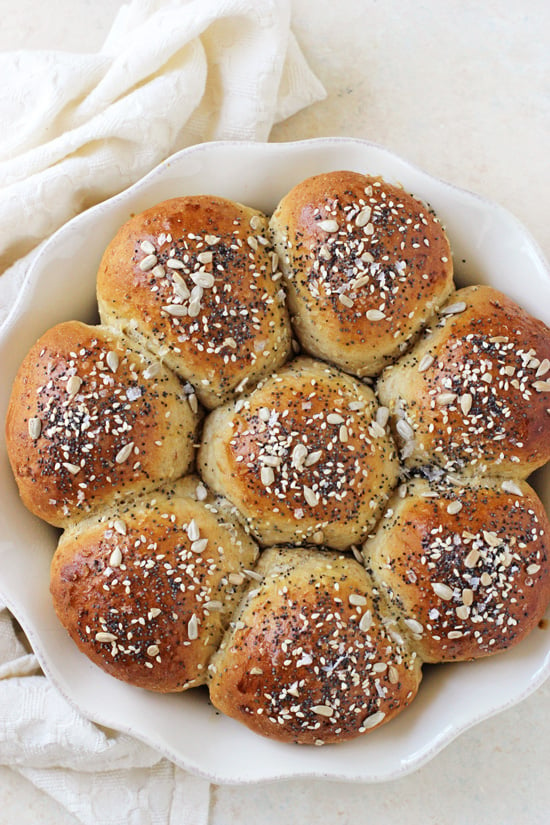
[1, 138, 549, 784]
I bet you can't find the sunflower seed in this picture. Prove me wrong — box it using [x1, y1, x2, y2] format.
[28, 417, 42, 439]
[432, 582, 454, 600]
[139, 254, 157, 271]
[115, 442, 134, 464]
[318, 219, 339, 233]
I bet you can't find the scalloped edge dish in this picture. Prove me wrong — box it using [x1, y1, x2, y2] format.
[1, 137, 549, 784]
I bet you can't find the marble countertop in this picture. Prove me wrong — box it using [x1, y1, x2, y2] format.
[1, 1, 549, 823]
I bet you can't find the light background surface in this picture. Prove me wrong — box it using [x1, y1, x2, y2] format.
[0, 1, 549, 822]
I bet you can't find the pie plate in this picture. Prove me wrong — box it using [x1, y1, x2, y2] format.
[1, 137, 549, 783]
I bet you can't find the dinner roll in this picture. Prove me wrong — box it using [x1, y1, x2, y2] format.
[50, 477, 259, 692]
[377, 285, 550, 477]
[97, 195, 291, 408]
[270, 170, 454, 377]
[363, 476, 550, 663]
[198, 356, 399, 550]
[208, 546, 422, 745]
[5, 321, 199, 528]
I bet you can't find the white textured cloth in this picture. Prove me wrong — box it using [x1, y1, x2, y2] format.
[0, 0, 325, 323]
[0, 1, 324, 821]
[0, 599, 211, 824]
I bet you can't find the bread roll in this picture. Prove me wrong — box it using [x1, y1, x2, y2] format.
[97, 195, 291, 408]
[364, 476, 550, 662]
[377, 285, 550, 477]
[5, 322, 199, 528]
[50, 477, 258, 692]
[208, 546, 422, 744]
[198, 356, 399, 550]
[270, 170, 454, 377]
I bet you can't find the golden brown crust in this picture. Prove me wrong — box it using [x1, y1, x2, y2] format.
[197, 357, 399, 550]
[270, 170, 454, 377]
[377, 285, 550, 478]
[5, 321, 199, 527]
[50, 478, 258, 692]
[208, 546, 422, 744]
[364, 476, 550, 662]
[97, 196, 291, 408]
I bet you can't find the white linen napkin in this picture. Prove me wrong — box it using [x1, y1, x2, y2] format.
[0, 0, 325, 821]
[0, 599, 211, 824]
[0, 0, 325, 325]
